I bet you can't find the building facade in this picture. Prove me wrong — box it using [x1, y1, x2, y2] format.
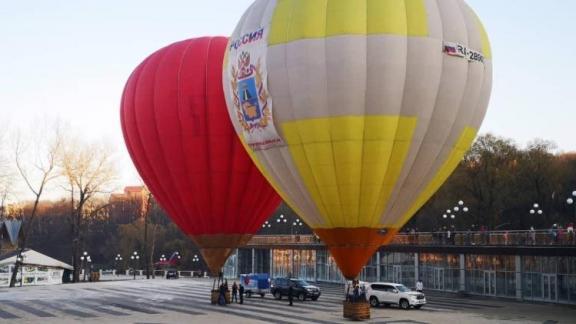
[223, 238, 576, 305]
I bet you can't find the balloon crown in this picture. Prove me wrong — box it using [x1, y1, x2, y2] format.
[238, 51, 253, 79]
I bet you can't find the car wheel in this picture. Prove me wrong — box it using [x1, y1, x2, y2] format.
[414, 305, 422, 310]
[369, 297, 379, 308]
[260, 293, 265, 298]
[399, 299, 410, 310]
[274, 291, 282, 300]
[311, 296, 319, 301]
[298, 293, 305, 301]
[246, 292, 252, 298]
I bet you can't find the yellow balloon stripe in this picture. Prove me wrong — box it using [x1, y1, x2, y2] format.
[476, 16, 492, 60]
[282, 115, 417, 228]
[392, 127, 477, 228]
[269, 0, 428, 46]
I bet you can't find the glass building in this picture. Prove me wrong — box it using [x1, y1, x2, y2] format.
[224, 247, 576, 305]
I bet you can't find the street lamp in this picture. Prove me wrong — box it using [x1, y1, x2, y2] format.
[16, 255, 26, 286]
[291, 218, 304, 235]
[443, 201, 469, 231]
[192, 254, 200, 262]
[87, 256, 92, 280]
[80, 251, 90, 281]
[130, 251, 140, 280]
[159, 254, 166, 262]
[530, 203, 543, 215]
[566, 191, 576, 218]
[261, 220, 272, 228]
[276, 214, 287, 223]
[114, 254, 123, 275]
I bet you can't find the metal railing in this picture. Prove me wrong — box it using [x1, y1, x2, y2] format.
[247, 230, 576, 247]
[247, 235, 322, 246]
[392, 230, 576, 246]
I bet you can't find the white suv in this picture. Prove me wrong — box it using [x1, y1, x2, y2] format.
[365, 282, 426, 310]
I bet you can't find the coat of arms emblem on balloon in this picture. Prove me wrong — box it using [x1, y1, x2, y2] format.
[226, 27, 283, 151]
[230, 51, 271, 132]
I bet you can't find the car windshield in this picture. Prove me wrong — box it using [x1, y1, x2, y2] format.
[395, 285, 410, 292]
[292, 279, 310, 286]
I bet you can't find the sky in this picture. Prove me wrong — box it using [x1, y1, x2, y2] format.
[1, 0, 575, 195]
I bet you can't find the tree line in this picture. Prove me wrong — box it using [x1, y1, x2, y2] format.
[408, 135, 576, 232]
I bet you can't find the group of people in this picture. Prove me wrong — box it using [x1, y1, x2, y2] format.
[217, 280, 244, 306]
[345, 280, 367, 303]
[545, 223, 575, 245]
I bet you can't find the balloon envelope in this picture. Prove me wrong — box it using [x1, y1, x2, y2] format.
[224, 0, 492, 279]
[121, 37, 281, 275]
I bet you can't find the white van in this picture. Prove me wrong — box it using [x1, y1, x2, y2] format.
[365, 282, 426, 310]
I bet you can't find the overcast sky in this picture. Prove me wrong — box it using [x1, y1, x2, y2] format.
[1, 0, 575, 197]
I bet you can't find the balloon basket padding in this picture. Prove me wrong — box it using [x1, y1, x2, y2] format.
[343, 301, 370, 321]
[210, 290, 231, 304]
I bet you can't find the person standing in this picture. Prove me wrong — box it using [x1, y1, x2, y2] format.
[218, 283, 227, 306]
[288, 283, 294, 306]
[232, 282, 238, 303]
[352, 281, 360, 302]
[416, 279, 424, 293]
[239, 284, 244, 304]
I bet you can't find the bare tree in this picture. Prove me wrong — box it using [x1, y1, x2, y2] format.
[9, 124, 62, 287]
[60, 139, 116, 283]
[0, 128, 14, 219]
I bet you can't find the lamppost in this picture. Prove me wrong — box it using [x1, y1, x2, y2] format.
[159, 254, 167, 263]
[80, 251, 91, 281]
[172, 251, 182, 268]
[16, 255, 26, 287]
[451, 200, 469, 231]
[131, 251, 140, 280]
[291, 218, 304, 235]
[261, 220, 272, 229]
[529, 203, 543, 216]
[87, 255, 92, 279]
[566, 191, 576, 217]
[114, 254, 123, 275]
[276, 214, 287, 223]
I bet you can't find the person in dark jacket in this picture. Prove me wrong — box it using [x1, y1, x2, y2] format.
[288, 283, 294, 306]
[218, 283, 227, 306]
[232, 282, 238, 303]
[239, 284, 244, 304]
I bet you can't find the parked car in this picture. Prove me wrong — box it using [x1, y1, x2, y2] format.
[365, 282, 426, 310]
[270, 278, 321, 301]
[166, 269, 179, 279]
[240, 273, 270, 298]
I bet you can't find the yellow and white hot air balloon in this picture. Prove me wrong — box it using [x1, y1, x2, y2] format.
[223, 0, 492, 280]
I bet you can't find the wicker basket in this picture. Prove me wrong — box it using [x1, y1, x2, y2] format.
[211, 290, 219, 304]
[343, 301, 371, 321]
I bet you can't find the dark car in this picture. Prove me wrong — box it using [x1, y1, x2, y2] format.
[166, 269, 179, 279]
[271, 278, 321, 301]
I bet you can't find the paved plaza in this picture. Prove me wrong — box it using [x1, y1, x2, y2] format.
[0, 278, 574, 323]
